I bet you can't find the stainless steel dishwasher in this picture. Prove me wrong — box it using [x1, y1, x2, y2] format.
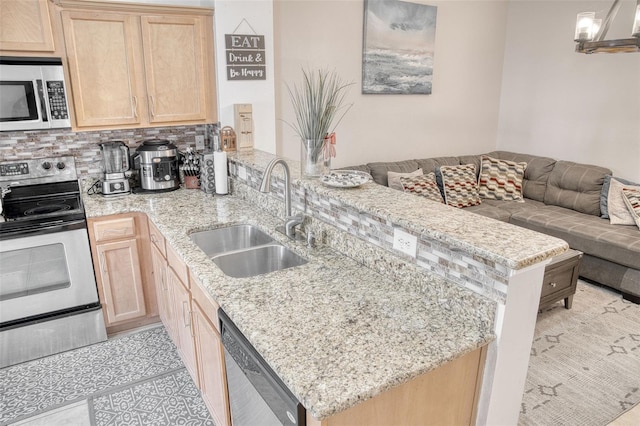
[219, 309, 306, 426]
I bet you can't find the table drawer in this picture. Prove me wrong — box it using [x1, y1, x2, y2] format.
[541, 267, 574, 298]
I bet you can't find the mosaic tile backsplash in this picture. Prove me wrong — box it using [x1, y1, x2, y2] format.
[228, 155, 530, 305]
[0, 125, 206, 177]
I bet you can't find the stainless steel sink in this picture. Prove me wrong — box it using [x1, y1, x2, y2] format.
[190, 224, 274, 258]
[212, 244, 308, 279]
[190, 224, 307, 278]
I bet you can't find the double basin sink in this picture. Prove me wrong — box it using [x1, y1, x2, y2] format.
[189, 224, 307, 278]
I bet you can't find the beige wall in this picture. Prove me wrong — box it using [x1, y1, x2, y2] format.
[497, 0, 640, 181]
[274, 0, 509, 168]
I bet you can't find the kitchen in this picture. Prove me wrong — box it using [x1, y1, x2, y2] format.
[2, 2, 563, 426]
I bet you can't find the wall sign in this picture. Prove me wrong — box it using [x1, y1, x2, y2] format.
[225, 34, 266, 80]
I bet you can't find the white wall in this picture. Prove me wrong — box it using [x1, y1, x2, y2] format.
[274, 0, 510, 168]
[497, 0, 640, 181]
[213, 1, 277, 153]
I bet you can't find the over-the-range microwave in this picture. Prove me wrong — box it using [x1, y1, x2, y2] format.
[0, 56, 71, 132]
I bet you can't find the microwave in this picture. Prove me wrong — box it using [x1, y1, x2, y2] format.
[0, 56, 71, 132]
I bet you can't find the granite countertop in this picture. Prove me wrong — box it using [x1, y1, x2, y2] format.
[83, 187, 496, 420]
[228, 150, 569, 270]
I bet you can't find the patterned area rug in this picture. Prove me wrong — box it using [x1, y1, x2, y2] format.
[0, 326, 213, 426]
[519, 280, 640, 425]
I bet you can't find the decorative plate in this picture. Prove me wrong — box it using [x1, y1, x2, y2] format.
[320, 170, 372, 188]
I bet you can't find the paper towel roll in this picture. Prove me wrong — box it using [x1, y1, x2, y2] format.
[214, 150, 228, 194]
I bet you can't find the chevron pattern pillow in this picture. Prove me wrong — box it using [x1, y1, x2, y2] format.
[478, 155, 527, 202]
[400, 172, 444, 203]
[438, 164, 481, 208]
[621, 188, 640, 230]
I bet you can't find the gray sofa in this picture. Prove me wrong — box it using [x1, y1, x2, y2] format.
[346, 151, 640, 303]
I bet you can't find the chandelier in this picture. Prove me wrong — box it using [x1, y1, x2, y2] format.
[574, 0, 640, 53]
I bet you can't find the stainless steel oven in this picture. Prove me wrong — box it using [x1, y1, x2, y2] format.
[0, 156, 106, 368]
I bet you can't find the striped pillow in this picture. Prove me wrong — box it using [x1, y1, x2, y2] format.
[400, 172, 444, 203]
[621, 188, 640, 230]
[438, 164, 481, 208]
[478, 155, 527, 202]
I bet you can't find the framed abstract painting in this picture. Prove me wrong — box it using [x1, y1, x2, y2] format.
[362, 0, 438, 95]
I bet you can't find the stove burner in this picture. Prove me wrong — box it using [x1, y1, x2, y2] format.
[24, 204, 72, 216]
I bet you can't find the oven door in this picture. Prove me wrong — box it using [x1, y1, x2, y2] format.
[0, 221, 99, 325]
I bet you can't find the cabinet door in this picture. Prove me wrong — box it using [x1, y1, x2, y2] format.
[167, 266, 199, 385]
[0, 0, 54, 52]
[151, 243, 172, 333]
[61, 10, 145, 127]
[193, 301, 231, 426]
[140, 15, 208, 124]
[96, 239, 146, 325]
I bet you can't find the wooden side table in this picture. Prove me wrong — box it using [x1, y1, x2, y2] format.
[539, 249, 583, 310]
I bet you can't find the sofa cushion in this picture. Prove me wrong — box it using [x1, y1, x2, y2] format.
[367, 160, 419, 186]
[543, 160, 611, 216]
[415, 156, 461, 175]
[478, 155, 527, 202]
[621, 188, 640, 230]
[486, 151, 556, 202]
[388, 168, 423, 191]
[482, 198, 546, 214]
[438, 164, 481, 208]
[465, 204, 512, 222]
[400, 173, 444, 203]
[601, 175, 640, 219]
[510, 205, 640, 270]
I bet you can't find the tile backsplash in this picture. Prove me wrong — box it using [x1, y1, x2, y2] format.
[0, 125, 206, 177]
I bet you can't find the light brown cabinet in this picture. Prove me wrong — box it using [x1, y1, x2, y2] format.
[58, 1, 216, 130]
[0, 0, 55, 53]
[191, 274, 231, 426]
[88, 213, 157, 334]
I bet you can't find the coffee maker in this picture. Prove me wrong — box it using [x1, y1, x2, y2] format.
[100, 141, 131, 196]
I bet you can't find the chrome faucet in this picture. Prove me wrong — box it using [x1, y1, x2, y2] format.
[259, 158, 304, 239]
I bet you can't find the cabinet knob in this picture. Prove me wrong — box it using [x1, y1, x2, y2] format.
[549, 282, 557, 288]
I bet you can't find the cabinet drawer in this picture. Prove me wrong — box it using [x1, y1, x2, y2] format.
[167, 243, 189, 288]
[541, 267, 574, 298]
[191, 272, 220, 332]
[93, 217, 136, 242]
[148, 219, 166, 257]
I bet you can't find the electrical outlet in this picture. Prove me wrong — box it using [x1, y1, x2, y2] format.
[393, 228, 417, 258]
[195, 135, 205, 150]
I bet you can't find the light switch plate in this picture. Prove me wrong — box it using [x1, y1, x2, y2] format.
[393, 228, 417, 258]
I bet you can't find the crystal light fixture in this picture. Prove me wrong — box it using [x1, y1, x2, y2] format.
[575, 0, 640, 53]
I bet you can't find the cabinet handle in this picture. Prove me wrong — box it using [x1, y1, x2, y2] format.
[549, 282, 557, 288]
[149, 95, 155, 117]
[182, 301, 191, 328]
[150, 234, 157, 243]
[132, 96, 138, 119]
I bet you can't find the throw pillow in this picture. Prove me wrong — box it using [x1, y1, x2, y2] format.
[600, 175, 639, 218]
[387, 168, 423, 191]
[477, 155, 527, 202]
[621, 188, 640, 230]
[400, 172, 444, 203]
[438, 164, 481, 208]
[608, 178, 640, 225]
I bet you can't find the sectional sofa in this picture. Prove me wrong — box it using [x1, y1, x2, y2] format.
[345, 151, 640, 303]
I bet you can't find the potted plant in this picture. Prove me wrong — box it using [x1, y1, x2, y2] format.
[285, 68, 353, 177]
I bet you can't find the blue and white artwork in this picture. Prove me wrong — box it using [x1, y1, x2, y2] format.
[362, 0, 437, 94]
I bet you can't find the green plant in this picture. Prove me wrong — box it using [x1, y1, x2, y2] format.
[285, 68, 353, 160]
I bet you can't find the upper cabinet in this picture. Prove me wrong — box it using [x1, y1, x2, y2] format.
[0, 0, 55, 53]
[57, 0, 216, 130]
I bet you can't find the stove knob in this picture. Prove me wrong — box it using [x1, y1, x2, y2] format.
[42, 161, 52, 170]
[56, 162, 66, 170]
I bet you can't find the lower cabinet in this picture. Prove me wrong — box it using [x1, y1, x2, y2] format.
[148, 217, 230, 426]
[88, 213, 157, 334]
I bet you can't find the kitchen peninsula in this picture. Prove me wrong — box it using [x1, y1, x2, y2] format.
[82, 149, 567, 425]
